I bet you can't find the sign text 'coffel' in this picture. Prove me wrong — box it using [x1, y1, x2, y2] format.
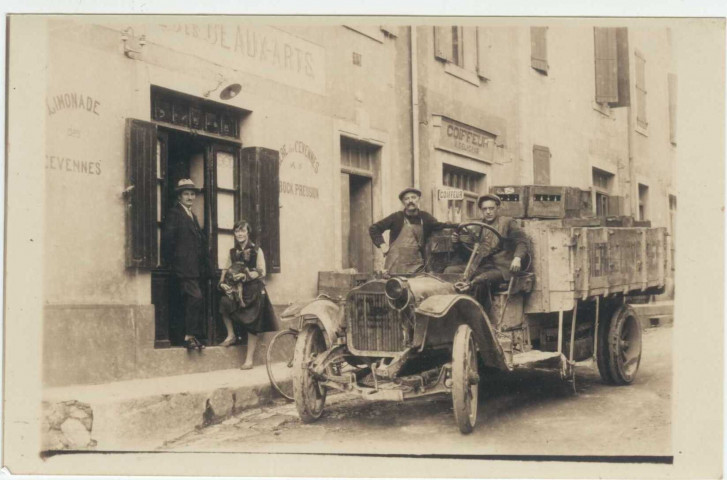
[152, 24, 326, 95]
[435, 117, 496, 163]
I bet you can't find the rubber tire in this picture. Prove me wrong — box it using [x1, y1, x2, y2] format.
[452, 324, 479, 434]
[266, 329, 298, 401]
[293, 325, 327, 423]
[607, 305, 642, 385]
[596, 303, 616, 384]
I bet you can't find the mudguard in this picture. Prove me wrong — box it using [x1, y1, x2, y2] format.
[416, 294, 510, 371]
[299, 298, 342, 348]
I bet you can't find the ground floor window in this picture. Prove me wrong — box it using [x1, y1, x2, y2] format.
[442, 164, 485, 222]
[592, 167, 615, 217]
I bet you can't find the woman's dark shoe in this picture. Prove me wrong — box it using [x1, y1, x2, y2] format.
[185, 337, 205, 351]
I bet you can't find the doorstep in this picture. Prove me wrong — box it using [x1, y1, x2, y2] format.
[631, 301, 674, 329]
[41, 363, 288, 453]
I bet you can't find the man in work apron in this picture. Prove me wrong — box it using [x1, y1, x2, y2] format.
[384, 217, 425, 274]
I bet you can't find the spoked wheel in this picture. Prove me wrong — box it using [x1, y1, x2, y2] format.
[607, 305, 642, 385]
[293, 325, 328, 423]
[266, 329, 298, 401]
[451, 324, 480, 434]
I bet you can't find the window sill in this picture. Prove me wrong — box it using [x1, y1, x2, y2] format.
[635, 123, 649, 137]
[592, 101, 614, 118]
[444, 62, 480, 87]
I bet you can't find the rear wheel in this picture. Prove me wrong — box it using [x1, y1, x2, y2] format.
[293, 325, 327, 423]
[452, 324, 479, 434]
[607, 305, 642, 385]
[596, 304, 615, 384]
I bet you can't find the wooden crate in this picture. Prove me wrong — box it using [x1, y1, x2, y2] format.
[318, 271, 370, 299]
[528, 186, 593, 219]
[490, 185, 529, 218]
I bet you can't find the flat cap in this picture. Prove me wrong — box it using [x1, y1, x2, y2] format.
[477, 193, 501, 207]
[398, 187, 422, 201]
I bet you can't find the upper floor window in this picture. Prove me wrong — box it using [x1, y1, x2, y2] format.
[593, 27, 630, 108]
[434, 26, 480, 85]
[530, 27, 549, 75]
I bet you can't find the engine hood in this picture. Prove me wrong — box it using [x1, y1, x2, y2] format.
[350, 274, 455, 306]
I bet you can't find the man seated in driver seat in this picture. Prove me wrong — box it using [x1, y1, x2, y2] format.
[445, 194, 529, 304]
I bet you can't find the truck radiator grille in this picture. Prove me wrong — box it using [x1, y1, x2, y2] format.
[347, 293, 404, 353]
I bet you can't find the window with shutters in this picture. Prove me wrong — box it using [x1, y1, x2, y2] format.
[127, 88, 280, 347]
[442, 164, 485, 222]
[530, 27, 548, 75]
[532, 145, 551, 185]
[434, 26, 480, 86]
[635, 50, 648, 131]
[593, 27, 631, 111]
[668, 73, 677, 145]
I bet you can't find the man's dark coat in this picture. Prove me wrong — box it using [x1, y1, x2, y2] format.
[161, 203, 208, 278]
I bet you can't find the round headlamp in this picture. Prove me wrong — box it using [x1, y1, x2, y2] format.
[385, 278, 406, 300]
[385, 278, 410, 310]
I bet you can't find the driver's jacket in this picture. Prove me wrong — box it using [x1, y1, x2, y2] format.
[453, 215, 529, 282]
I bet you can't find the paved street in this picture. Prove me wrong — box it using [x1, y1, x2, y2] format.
[163, 326, 671, 457]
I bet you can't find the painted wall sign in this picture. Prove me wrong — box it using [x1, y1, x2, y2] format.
[438, 187, 465, 200]
[279, 141, 320, 173]
[435, 117, 496, 163]
[152, 24, 326, 95]
[47, 92, 101, 116]
[45, 155, 102, 176]
[279, 180, 319, 199]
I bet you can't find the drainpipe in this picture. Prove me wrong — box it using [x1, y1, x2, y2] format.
[410, 26, 420, 189]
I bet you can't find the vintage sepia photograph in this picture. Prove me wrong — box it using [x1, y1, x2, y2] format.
[2, 9, 724, 479]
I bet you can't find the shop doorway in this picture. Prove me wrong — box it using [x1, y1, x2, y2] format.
[340, 137, 379, 273]
[341, 173, 373, 273]
[152, 128, 240, 347]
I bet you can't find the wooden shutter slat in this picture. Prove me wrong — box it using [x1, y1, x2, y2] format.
[533, 145, 551, 185]
[613, 27, 631, 107]
[434, 26, 452, 62]
[594, 27, 619, 104]
[530, 27, 548, 73]
[239, 147, 281, 274]
[125, 118, 157, 269]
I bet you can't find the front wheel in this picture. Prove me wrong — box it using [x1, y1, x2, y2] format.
[451, 324, 480, 434]
[266, 329, 298, 401]
[293, 325, 328, 423]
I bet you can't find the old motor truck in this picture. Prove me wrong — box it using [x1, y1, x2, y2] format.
[290, 186, 668, 433]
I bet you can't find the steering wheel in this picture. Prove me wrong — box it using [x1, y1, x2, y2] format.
[455, 221, 503, 259]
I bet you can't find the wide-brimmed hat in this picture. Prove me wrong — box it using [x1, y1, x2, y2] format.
[175, 178, 200, 193]
[477, 193, 501, 208]
[398, 187, 422, 201]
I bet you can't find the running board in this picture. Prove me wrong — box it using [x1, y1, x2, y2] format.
[511, 350, 562, 368]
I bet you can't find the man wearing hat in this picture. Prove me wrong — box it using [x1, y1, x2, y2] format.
[161, 179, 209, 350]
[369, 187, 454, 274]
[447, 193, 529, 296]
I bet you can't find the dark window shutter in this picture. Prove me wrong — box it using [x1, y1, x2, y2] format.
[594, 27, 619, 104]
[530, 27, 548, 74]
[668, 73, 677, 144]
[533, 145, 551, 185]
[239, 147, 281, 273]
[124, 118, 157, 269]
[612, 27, 631, 107]
[434, 26, 452, 62]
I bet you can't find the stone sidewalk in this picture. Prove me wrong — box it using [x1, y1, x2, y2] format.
[42, 363, 289, 453]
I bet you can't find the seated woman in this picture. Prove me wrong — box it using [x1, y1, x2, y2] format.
[218, 220, 276, 370]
